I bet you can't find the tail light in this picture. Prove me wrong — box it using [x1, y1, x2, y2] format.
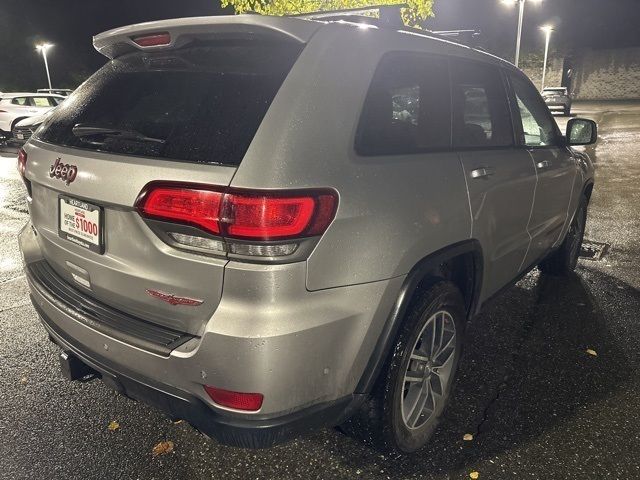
[140, 187, 223, 235]
[17, 148, 32, 197]
[17, 148, 27, 178]
[204, 386, 264, 411]
[136, 183, 337, 258]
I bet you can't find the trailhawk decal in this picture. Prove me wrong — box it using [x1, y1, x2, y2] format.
[145, 289, 204, 306]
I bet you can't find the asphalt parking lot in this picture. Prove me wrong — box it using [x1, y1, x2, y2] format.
[1, 101, 639, 479]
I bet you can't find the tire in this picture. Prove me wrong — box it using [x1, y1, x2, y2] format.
[341, 281, 465, 454]
[539, 195, 588, 275]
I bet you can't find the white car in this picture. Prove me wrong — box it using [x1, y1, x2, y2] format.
[0, 93, 64, 133]
[12, 110, 55, 145]
[37, 88, 74, 97]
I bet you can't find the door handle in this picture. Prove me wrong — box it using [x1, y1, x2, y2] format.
[536, 160, 552, 169]
[471, 167, 494, 179]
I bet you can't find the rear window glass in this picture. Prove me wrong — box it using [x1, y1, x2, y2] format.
[36, 41, 302, 166]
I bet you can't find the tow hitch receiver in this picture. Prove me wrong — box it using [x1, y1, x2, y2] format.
[59, 351, 98, 381]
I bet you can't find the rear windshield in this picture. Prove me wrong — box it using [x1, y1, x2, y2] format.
[36, 40, 302, 166]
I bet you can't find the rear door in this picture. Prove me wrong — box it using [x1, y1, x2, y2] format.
[25, 40, 302, 335]
[507, 73, 576, 268]
[11, 97, 39, 121]
[452, 60, 537, 299]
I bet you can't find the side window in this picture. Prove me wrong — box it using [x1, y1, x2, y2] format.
[11, 97, 28, 106]
[450, 60, 513, 148]
[30, 97, 54, 107]
[356, 53, 451, 156]
[509, 74, 559, 147]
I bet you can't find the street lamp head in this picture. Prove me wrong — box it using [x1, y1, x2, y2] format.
[540, 25, 554, 33]
[36, 43, 53, 52]
[502, 0, 542, 4]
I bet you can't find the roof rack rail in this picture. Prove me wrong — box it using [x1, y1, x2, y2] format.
[431, 29, 481, 45]
[289, 4, 407, 27]
[287, 6, 482, 47]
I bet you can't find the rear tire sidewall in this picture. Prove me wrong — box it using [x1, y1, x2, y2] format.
[383, 283, 465, 453]
[567, 200, 587, 270]
[540, 195, 588, 275]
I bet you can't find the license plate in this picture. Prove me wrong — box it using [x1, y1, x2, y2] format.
[58, 195, 104, 254]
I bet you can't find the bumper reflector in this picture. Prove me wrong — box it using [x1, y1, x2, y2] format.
[204, 386, 264, 411]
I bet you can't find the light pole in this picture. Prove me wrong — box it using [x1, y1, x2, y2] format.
[540, 25, 553, 90]
[501, 0, 542, 68]
[36, 43, 54, 90]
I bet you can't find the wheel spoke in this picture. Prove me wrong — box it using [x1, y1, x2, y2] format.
[433, 334, 455, 363]
[400, 309, 457, 430]
[433, 346, 455, 386]
[410, 352, 429, 362]
[404, 371, 423, 383]
[436, 312, 445, 356]
[407, 380, 431, 428]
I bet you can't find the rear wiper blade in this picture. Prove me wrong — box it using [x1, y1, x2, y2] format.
[72, 124, 165, 144]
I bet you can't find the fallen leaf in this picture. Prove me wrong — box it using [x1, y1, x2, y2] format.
[20, 377, 28, 385]
[586, 348, 598, 357]
[107, 420, 120, 432]
[470, 472, 480, 479]
[173, 419, 183, 425]
[463, 433, 474, 441]
[152, 440, 174, 457]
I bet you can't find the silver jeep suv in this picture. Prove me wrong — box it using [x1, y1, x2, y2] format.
[18, 13, 597, 453]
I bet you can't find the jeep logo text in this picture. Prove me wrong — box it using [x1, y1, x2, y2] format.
[49, 158, 78, 185]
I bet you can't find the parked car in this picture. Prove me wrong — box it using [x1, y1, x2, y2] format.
[542, 87, 572, 115]
[0, 93, 64, 134]
[18, 13, 597, 454]
[11, 110, 54, 145]
[37, 88, 74, 97]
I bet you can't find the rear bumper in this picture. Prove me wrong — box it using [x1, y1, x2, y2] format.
[38, 300, 360, 447]
[20, 221, 402, 446]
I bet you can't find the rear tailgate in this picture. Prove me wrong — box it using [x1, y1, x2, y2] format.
[24, 25, 309, 336]
[25, 144, 233, 336]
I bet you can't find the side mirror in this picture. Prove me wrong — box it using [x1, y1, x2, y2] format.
[566, 118, 597, 146]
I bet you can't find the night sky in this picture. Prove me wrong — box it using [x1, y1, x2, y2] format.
[1, 0, 639, 91]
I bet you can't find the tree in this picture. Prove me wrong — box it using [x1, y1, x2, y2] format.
[219, 0, 434, 27]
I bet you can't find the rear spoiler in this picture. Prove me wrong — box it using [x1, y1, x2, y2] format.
[93, 15, 321, 59]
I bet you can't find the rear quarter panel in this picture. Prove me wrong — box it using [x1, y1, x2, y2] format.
[230, 25, 473, 290]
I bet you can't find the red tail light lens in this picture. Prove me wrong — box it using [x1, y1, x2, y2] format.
[204, 386, 264, 411]
[17, 148, 27, 178]
[136, 184, 337, 241]
[132, 32, 171, 47]
[225, 194, 315, 239]
[138, 187, 223, 235]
